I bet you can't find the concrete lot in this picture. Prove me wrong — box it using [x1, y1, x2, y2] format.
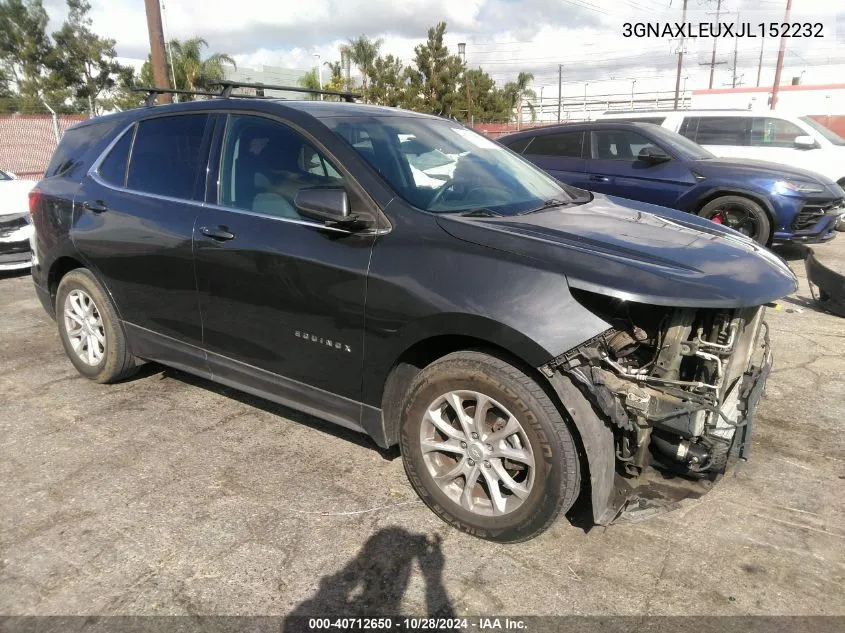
[1, 240, 844, 617]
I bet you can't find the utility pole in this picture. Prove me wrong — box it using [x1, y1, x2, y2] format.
[673, 0, 688, 109]
[731, 19, 739, 88]
[708, 0, 721, 89]
[143, 0, 171, 103]
[771, 0, 793, 110]
[557, 64, 563, 123]
[756, 39, 764, 87]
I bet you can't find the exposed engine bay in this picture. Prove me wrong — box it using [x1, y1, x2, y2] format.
[544, 292, 773, 521]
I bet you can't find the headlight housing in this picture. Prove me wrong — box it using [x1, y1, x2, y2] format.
[773, 180, 826, 195]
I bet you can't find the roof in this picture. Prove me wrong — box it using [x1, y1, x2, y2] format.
[275, 100, 438, 119]
[499, 121, 657, 140]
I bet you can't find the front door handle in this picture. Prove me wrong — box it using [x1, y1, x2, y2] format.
[199, 226, 236, 241]
[589, 175, 609, 183]
[83, 200, 108, 213]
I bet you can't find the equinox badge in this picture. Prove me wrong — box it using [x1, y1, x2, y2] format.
[295, 330, 352, 353]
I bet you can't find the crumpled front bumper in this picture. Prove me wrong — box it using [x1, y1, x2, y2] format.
[609, 328, 774, 524]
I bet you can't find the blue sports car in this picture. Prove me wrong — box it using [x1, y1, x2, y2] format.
[500, 122, 844, 245]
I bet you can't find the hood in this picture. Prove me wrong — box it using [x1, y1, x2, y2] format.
[436, 194, 797, 308]
[692, 157, 838, 186]
[0, 179, 36, 217]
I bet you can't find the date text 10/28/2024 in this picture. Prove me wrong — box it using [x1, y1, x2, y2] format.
[622, 22, 824, 38]
[307, 618, 527, 630]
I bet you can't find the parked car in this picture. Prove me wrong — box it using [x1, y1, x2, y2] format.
[598, 109, 845, 189]
[0, 168, 35, 271]
[500, 122, 844, 245]
[30, 90, 797, 542]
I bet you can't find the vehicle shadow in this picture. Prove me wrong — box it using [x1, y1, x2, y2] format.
[0, 268, 31, 281]
[283, 527, 456, 625]
[135, 363, 400, 461]
[772, 243, 809, 263]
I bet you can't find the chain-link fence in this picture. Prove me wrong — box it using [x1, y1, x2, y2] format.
[0, 100, 87, 181]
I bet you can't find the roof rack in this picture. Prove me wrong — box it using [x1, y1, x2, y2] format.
[131, 81, 361, 107]
[211, 80, 361, 102]
[130, 87, 220, 107]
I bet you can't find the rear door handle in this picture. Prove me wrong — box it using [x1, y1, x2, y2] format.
[589, 175, 609, 183]
[199, 226, 236, 241]
[83, 200, 108, 213]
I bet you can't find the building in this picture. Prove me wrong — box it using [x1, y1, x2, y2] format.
[224, 65, 310, 99]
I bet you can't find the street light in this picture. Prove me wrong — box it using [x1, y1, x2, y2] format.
[583, 82, 589, 120]
[314, 53, 323, 100]
[682, 75, 689, 107]
[630, 79, 636, 110]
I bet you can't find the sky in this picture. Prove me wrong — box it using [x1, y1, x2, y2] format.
[44, 0, 845, 119]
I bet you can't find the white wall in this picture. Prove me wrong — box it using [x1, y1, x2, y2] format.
[691, 85, 845, 115]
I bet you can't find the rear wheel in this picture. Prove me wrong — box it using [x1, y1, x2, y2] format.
[56, 269, 137, 383]
[399, 351, 581, 542]
[698, 195, 771, 245]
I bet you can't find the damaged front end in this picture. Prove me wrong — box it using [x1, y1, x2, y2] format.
[544, 292, 773, 523]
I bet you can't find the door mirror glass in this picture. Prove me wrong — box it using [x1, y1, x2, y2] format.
[794, 135, 817, 149]
[294, 187, 354, 224]
[638, 146, 671, 164]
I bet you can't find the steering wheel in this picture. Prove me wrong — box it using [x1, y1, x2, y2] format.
[429, 180, 512, 210]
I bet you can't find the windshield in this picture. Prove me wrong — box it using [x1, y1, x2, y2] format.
[326, 116, 570, 214]
[799, 116, 845, 146]
[648, 126, 715, 160]
[0, 170, 10, 181]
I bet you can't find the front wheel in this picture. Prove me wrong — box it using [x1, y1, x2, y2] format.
[400, 351, 582, 542]
[697, 195, 771, 245]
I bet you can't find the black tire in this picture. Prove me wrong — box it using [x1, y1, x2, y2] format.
[399, 351, 581, 543]
[697, 195, 771, 245]
[56, 268, 137, 383]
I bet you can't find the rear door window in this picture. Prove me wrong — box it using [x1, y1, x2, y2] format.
[690, 116, 749, 146]
[503, 136, 533, 154]
[126, 114, 210, 200]
[525, 132, 584, 158]
[591, 130, 658, 160]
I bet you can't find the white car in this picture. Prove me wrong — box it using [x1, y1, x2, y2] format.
[0, 169, 35, 271]
[598, 110, 845, 189]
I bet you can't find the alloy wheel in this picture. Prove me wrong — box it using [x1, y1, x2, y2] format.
[709, 204, 759, 237]
[419, 390, 535, 517]
[63, 289, 106, 366]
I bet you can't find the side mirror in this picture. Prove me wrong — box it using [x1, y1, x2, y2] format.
[794, 135, 817, 150]
[294, 187, 356, 225]
[638, 146, 671, 165]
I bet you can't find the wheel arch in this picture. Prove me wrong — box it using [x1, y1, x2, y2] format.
[48, 256, 85, 307]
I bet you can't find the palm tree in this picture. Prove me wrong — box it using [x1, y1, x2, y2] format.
[168, 37, 236, 93]
[505, 72, 537, 126]
[340, 35, 382, 98]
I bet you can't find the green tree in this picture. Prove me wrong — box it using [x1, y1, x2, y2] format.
[340, 35, 382, 98]
[323, 60, 346, 92]
[51, 0, 132, 115]
[141, 37, 235, 97]
[298, 68, 320, 98]
[0, 0, 54, 106]
[411, 21, 464, 117]
[457, 68, 510, 122]
[368, 54, 405, 107]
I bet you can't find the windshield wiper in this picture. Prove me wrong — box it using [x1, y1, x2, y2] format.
[524, 198, 570, 214]
[460, 208, 503, 217]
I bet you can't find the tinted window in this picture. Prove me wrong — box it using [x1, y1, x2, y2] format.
[0, 170, 10, 181]
[604, 117, 666, 125]
[799, 116, 845, 145]
[751, 117, 807, 147]
[691, 116, 748, 146]
[678, 116, 699, 140]
[503, 136, 533, 154]
[45, 119, 121, 179]
[126, 114, 209, 199]
[592, 130, 659, 160]
[97, 125, 134, 187]
[526, 132, 583, 158]
[219, 114, 344, 219]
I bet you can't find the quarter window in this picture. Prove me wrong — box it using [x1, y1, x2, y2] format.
[126, 114, 209, 200]
[750, 117, 807, 147]
[503, 136, 533, 154]
[689, 116, 749, 146]
[526, 132, 583, 158]
[97, 126, 134, 187]
[219, 114, 344, 219]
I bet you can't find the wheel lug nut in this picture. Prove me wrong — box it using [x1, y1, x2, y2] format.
[468, 459, 475, 466]
[460, 441, 467, 448]
[486, 444, 492, 451]
[471, 432, 478, 439]
[484, 461, 491, 468]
